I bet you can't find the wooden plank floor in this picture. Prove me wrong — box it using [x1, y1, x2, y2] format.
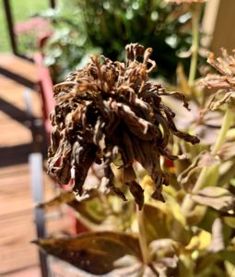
[0, 55, 73, 276]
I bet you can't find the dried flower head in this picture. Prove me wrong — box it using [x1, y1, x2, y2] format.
[48, 43, 199, 206]
[203, 49, 235, 110]
[166, 0, 206, 4]
[203, 49, 235, 90]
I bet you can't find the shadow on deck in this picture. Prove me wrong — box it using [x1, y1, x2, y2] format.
[0, 54, 73, 276]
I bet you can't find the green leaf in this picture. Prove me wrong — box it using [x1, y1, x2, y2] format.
[68, 195, 134, 232]
[186, 205, 207, 226]
[143, 204, 190, 245]
[34, 231, 141, 275]
[142, 204, 169, 243]
[40, 191, 127, 229]
[224, 217, 235, 228]
[185, 229, 211, 251]
[198, 208, 217, 232]
[38, 191, 75, 209]
[165, 193, 186, 227]
[68, 197, 108, 225]
[203, 164, 220, 188]
[38, 191, 113, 227]
[225, 261, 235, 276]
[219, 250, 235, 266]
[196, 253, 220, 276]
[178, 254, 195, 277]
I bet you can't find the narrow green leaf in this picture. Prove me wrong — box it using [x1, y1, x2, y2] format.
[38, 191, 75, 209]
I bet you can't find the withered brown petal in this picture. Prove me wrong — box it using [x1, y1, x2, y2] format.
[126, 181, 144, 210]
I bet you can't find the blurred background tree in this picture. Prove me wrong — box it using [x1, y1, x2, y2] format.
[0, 0, 48, 53]
[41, 0, 197, 82]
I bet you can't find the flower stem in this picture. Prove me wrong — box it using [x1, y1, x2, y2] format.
[136, 205, 149, 264]
[188, 3, 201, 88]
[182, 106, 233, 214]
[211, 107, 233, 155]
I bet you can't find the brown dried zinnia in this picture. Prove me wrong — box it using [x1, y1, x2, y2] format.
[203, 49, 235, 110]
[204, 49, 235, 90]
[48, 43, 199, 206]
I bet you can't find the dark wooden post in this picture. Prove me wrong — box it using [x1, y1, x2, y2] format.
[49, 0, 56, 9]
[3, 0, 57, 56]
[211, 0, 235, 53]
[202, 0, 235, 54]
[2, 0, 18, 55]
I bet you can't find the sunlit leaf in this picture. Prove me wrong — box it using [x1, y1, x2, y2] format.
[192, 187, 235, 212]
[38, 191, 113, 228]
[143, 204, 190, 245]
[68, 197, 108, 225]
[141, 175, 155, 190]
[164, 194, 186, 226]
[185, 230, 211, 251]
[224, 217, 235, 228]
[225, 261, 235, 276]
[69, 195, 133, 232]
[142, 204, 169, 243]
[178, 255, 194, 277]
[203, 164, 220, 188]
[34, 231, 141, 275]
[186, 205, 206, 226]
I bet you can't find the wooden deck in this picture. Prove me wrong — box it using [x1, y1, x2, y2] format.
[0, 55, 72, 276]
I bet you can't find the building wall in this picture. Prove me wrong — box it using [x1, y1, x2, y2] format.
[203, 0, 235, 54]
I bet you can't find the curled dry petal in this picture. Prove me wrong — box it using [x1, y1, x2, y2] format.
[203, 49, 235, 91]
[202, 49, 235, 110]
[48, 43, 199, 205]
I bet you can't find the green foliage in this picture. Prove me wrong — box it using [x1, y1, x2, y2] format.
[0, 0, 48, 52]
[38, 166, 235, 276]
[42, 0, 193, 82]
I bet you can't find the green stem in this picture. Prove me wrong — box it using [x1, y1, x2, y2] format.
[133, 164, 149, 264]
[188, 4, 201, 87]
[211, 107, 233, 155]
[136, 205, 149, 264]
[182, 106, 233, 214]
